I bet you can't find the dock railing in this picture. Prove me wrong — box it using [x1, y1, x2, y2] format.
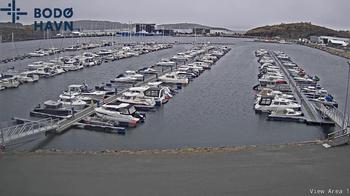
[0, 118, 59, 146]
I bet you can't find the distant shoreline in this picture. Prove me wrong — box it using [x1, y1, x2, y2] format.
[301, 43, 350, 59]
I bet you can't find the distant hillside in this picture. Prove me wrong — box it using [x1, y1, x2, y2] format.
[0, 22, 52, 42]
[74, 21, 232, 31]
[0, 20, 233, 42]
[245, 22, 350, 39]
[157, 23, 231, 31]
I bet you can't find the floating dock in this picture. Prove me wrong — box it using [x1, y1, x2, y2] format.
[269, 51, 335, 126]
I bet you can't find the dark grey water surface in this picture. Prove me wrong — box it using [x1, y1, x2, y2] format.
[0, 37, 349, 150]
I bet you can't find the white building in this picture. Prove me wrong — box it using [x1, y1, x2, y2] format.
[320, 36, 349, 46]
[173, 29, 193, 34]
[209, 29, 233, 35]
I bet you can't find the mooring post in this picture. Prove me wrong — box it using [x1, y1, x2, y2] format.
[342, 62, 350, 130]
[1, 128, 5, 149]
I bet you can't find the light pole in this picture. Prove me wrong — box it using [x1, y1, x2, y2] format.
[342, 61, 350, 130]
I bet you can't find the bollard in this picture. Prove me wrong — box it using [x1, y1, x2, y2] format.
[0, 129, 5, 147]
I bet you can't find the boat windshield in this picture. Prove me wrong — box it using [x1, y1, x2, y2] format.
[145, 90, 159, 97]
[128, 106, 136, 114]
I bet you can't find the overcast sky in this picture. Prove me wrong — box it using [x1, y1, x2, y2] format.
[1, 0, 350, 30]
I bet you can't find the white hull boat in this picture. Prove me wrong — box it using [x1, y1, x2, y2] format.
[95, 104, 145, 126]
[158, 72, 189, 84]
[117, 92, 156, 110]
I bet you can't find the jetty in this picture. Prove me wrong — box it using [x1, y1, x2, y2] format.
[270, 51, 350, 146]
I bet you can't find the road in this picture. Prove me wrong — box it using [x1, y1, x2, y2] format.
[0, 144, 350, 196]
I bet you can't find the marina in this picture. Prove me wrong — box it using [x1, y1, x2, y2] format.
[0, 42, 173, 91]
[1, 43, 231, 147]
[0, 37, 349, 151]
[0, 0, 349, 195]
[253, 48, 350, 146]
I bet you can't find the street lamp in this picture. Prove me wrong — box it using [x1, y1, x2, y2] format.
[342, 61, 350, 130]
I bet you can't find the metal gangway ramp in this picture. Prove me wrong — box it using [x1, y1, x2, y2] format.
[0, 118, 59, 147]
[313, 102, 350, 146]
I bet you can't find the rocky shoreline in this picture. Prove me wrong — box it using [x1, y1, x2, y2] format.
[1, 140, 324, 156]
[303, 43, 350, 59]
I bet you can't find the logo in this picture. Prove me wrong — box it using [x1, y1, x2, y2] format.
[0, 0, 27, 23]
[34, 8, 74, 31]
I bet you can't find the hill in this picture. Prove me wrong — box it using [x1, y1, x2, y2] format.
[245, 22, 350, 39]
[0, 22, 52, 42]
[0, 20, 232, 42]
[157, 23, 230, 31]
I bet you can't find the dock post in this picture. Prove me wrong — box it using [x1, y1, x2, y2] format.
[0, 128, 5, 149]
[342, 61, 350, 130]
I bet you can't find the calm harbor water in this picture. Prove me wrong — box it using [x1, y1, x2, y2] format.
[0, 37, 349, 151]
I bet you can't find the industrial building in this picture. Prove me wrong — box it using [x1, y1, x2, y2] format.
[310, 36, 349, 47]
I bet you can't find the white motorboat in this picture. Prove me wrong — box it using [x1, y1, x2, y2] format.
[97, 49, 113, 56]
[203, 54, 218, 61]
[0, 77, 20, 88]
[158, 72, 189, 84]
[191, 61, 211, 69]
[171, 53, 188, 61]
[269, 108, 303, 116]
[27, 61, 47, 70]
[126, 51, 140, 57]
[52, 65, 65, 75]
[255, 49, 268, 57]
[156, 59, 176, 66]
[0, 85, 5, 91]
[147, 81, 175, 98]
[64, 45, 79, 51]
[95, 103, 145, 126]
[82, 52, 99, 58]
[256, 88, 294, 102]
[138, 67, 158, 74]
[127, 86, 171, 105]
[28, 50, 47, 57]
[112, 75, 139, 83]
[117, 92, 156, 110]
[310, 96, 338, 108]
[254, 97, 301, 113]
[48, 48, 60, 54]
[179, 64, 204, 73]
[293, 76, 315, 84]
[210, 50, 224, 57]
[33, 66, 55, 78]
[63, 84, 106, 100]
[124, 70, 144, 80]
[81, 57, 96, 67]
[112, 71, 144, 83]
[17, 71, 39, 83]
[58, 94, 87, 111]
[61, 63, 83, 71]
[176, 67, 199, 78]
[200, 58, 214, 65]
